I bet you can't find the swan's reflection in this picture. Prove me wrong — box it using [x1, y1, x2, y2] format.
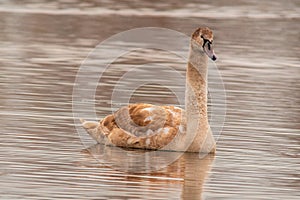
[82, 144, 215, 199]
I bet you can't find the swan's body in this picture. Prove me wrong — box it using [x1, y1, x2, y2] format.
[81, 27, 217, 153]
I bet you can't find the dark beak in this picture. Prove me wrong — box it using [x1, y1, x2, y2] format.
[203, 43, 217, 61]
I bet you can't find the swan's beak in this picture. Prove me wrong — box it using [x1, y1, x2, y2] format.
[204, 43, 217, 61]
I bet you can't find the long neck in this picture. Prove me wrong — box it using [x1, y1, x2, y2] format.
[185, 44, 215, 153]
[185, 45, 208, 118]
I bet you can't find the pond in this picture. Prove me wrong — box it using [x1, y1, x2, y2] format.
[0, 0, 299, 199]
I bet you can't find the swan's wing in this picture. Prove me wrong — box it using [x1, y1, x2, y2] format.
[99, 103, 186, 150]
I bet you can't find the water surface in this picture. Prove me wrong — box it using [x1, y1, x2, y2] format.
[0, 0, 299, 199]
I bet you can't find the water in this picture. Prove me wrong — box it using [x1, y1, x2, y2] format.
[0, 0, 299, 199]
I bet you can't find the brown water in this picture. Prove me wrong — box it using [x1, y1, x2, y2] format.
[0, 0, 299, 199]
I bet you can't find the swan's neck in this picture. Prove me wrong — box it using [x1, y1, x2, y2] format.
[185, 44, 215, 152]
[186, 45, 208, 119]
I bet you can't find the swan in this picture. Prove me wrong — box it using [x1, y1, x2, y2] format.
[81, 27, 217, 153]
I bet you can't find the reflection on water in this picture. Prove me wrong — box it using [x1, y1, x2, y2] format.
[83, 144, 214, 200]
[0, 0, 299, 199]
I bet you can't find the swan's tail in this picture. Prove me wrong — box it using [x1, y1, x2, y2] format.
[80, 119, 104, 143]
[80, 118, 98, 130]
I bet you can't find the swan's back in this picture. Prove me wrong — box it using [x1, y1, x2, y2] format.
[99, 103, 187, 150]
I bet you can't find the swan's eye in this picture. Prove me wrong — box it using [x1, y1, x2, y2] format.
[201, 35, 212, 48]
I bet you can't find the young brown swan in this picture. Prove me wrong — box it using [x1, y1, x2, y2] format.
[81, 27, 217, 153]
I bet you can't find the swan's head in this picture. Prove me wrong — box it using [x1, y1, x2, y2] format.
[192, 27, 217, 61]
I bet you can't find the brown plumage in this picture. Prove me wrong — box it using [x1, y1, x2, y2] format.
[81, 27, 217, 153]
[82, 104, 187, 150]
